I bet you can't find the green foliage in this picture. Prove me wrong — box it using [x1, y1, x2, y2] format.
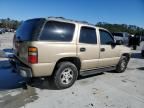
[0, 18, 21, 30]
[96, 22, 144, 35]
[0, 18, 144, 36]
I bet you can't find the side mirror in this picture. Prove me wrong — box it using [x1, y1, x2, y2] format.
[106, 41, 116, 46]
[110, 42, 116, 46]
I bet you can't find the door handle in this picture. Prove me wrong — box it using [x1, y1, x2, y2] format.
[80, 48, 86, 52]
[100, 48, 105, 52]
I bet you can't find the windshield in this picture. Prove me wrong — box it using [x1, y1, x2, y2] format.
[16, 18, 45, 41]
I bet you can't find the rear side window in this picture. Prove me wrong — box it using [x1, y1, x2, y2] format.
[40, 21, 75, 42]
[79, 27, 97, 44]
[16, 18, 45, 41]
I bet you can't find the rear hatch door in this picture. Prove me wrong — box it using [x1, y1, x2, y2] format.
[14, 18, 45, 64]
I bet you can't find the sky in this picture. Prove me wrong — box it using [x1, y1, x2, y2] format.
[0, 0, 144, 28]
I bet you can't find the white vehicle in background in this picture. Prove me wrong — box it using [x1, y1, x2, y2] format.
[112, 32, 129, 45]
[141, 45, 144, 57]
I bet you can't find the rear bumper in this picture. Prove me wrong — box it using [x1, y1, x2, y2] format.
[16, 65, 32, 77]
[9, 55, 33, 78]
[9, 55, 55, 77]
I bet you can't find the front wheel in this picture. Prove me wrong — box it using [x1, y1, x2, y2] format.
[115, 56, 128, 73]
[53, 62, 78, 89]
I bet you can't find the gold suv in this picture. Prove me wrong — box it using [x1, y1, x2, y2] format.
[11, 17, 131, 89]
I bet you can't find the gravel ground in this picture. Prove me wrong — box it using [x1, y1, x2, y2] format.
[0, 33, 144, 108]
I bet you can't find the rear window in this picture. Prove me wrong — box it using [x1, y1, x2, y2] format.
[40, 21, 75, 42]
[79, 27, 97, 44]
[16, 18, 45, 41]
[112, 33, 123, 37]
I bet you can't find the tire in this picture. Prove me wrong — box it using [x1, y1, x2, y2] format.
[115, 56, 128, 73]
[53, 62, 78, 89]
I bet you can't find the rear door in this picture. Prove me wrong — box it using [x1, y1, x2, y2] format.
[77, 25, 100, 71]
[98, 29, 120, 67]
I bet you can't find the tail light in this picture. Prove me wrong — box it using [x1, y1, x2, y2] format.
[28, 47, 38, 64]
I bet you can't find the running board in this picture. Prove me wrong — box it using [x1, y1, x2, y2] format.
[80, 66, 116, 76]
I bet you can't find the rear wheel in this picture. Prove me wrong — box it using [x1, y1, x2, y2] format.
[53, 62, 78, 89]
[115, 56, 128, 73]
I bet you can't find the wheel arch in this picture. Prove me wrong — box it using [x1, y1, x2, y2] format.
[52, 57, 81, 75]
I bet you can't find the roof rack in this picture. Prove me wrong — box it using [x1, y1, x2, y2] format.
[47, 16, 94, 26]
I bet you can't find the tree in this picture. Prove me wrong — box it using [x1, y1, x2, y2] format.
[0, 18, 21, 30]
[96, 22, 144, 35]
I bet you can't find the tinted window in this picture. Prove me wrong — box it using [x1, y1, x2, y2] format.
[100, 30, 114, 45]
[40, 21, 75, 41]
[16, 18, 45, 41]
[79, 27, 97, 44]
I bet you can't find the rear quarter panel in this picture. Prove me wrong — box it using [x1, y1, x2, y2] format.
[32, 42, 77, 63]
[29, 42, 77, 76]
[14, 41, 77, 77]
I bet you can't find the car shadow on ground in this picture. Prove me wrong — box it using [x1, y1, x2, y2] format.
[28, 77, 56, 90]
[29, 72, 104, 90]
[0, 60, 28, 91]
[0, 58, 105, 90]
[78, 72, 104, 80]
[137, 67, 144, 70]
[131, 52, 144, 59]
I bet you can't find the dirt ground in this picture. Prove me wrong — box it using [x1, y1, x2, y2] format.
[0, 33, 144, 108]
